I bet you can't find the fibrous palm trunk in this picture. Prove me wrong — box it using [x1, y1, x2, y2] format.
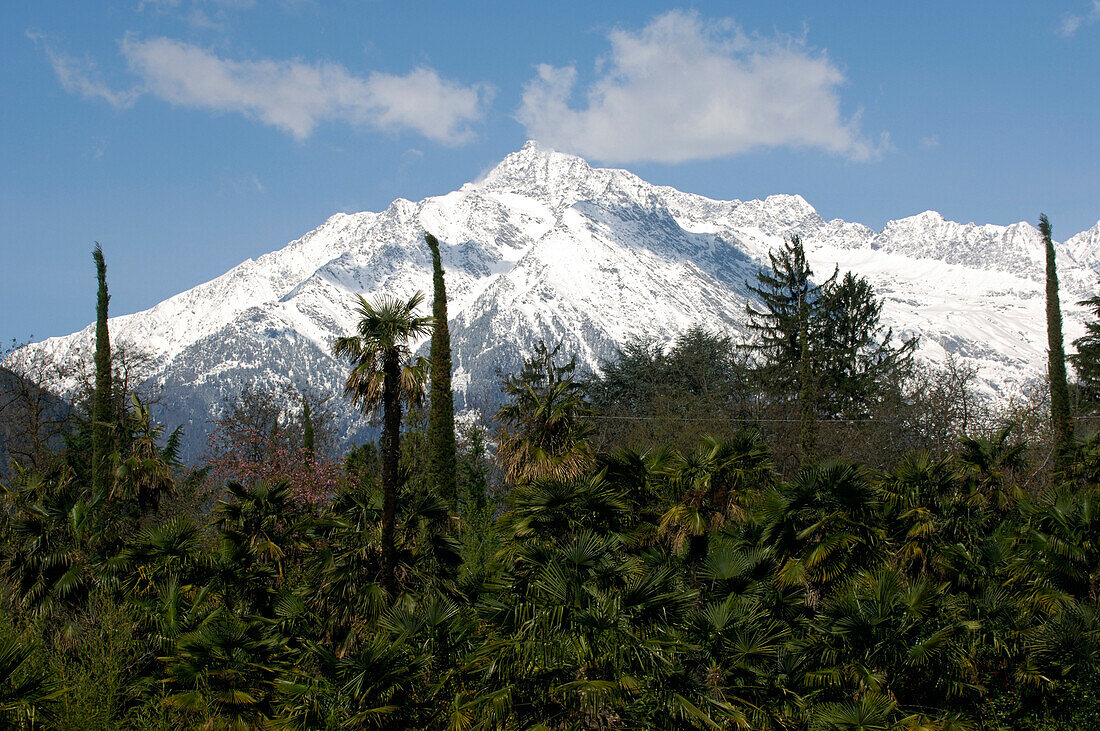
[381, 351, 401, 598]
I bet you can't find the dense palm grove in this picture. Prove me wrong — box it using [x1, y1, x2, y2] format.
[3, 229, 1100, 730]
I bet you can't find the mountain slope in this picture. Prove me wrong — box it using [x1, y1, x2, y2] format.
[9, 142, 1099, 460]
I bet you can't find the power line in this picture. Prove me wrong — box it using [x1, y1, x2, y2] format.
[588, 413, 901, 424]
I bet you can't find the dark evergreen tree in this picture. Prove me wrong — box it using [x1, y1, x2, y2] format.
[588, 337, 669, 416]
[816, 271, 918, 418]
[745, 234, 834, 397]
[1042, 214, 1073, 462]
[92, 243, 112, 498]
[425, 232, 457, 506]
[1071, 290, 1100, 409]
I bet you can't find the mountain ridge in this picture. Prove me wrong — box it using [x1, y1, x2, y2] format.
[9, 141, 1100, 460]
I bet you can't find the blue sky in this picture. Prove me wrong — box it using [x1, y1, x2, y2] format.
[3, 0, 1099, 344]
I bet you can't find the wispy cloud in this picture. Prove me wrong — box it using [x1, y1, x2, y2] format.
[27, 30, 140, 108]
[518, 11, 884, 164]
[921, 134, 940, 149]
[137, 0, 257, 31]
[1058, 1, 1100, 36]
[31, 32, 493, 144]
[218, 170, 265, 196]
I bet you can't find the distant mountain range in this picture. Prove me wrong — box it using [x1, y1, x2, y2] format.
[9, 142, 1100, 461]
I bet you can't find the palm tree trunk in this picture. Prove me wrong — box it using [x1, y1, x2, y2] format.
[798, 293, 817, 462]
[381, 351, 402, 598]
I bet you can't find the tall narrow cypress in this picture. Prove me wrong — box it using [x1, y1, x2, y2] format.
[1042, 214, 1073, 463]
[425, 233, 457, 505]
[92, 243, 112, 496]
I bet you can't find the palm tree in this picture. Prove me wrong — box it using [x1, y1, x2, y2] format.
[497, 342, 593, 484]
[759, 461, 883, 604]
[804, 567, 981, 715]
[877, 450, 959, 578]
[0, 634, 61, 727]
[659, 431, 774, 573]
[957, 427, 1027, 516]
[161, 610, 282, 729]
[333, 292, 432, 597]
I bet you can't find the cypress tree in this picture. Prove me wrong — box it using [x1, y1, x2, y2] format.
[92, 243, 112, 497]
[1041, 214, 1073, 462]
[425, 232, 457, 505]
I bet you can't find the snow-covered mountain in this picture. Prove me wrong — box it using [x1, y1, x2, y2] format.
[9, 142, 1100, 460]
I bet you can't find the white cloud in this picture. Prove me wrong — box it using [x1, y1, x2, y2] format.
[1058, 1, 1100, 36]
[137, 0, 257, 31]
[26, 30, 139, 108]
[517, 11, 882, 164]
[219, 170, 265, 195]
[1059, 15, 1084, 36]
[118, 36, 491, 142]
[921, 134, 940, 149]
[31, 31, 491, 144]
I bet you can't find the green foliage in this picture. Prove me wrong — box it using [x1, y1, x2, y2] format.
[0, 626, 61, 727]
[817, 271, 918, 419]
[589, 328, 753, 451]
[92, 243, 113, 501]
[1041, 214, 1074, 463]
[5, 257, 1100, 730]
[1071, 288, 1100, 411]
[497, 342, 594, 484]
[745, 234, 834, 394]
[332, 291, 432, 598]
[425, 232, 458, 507]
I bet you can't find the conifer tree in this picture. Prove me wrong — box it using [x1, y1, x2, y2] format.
[817, 271, 917, 418]
[1042, 214, 1073, 461]
[92, 243, 112, 497]
[745, 235, 834, 397]
[425, 233, 457, 505]
[1071, 291, 1100, 409]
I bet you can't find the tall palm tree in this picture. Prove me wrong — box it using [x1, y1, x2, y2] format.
[333, 292, 432, 597]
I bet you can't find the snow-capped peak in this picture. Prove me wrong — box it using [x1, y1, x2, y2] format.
[8, 143, 1099, 460]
